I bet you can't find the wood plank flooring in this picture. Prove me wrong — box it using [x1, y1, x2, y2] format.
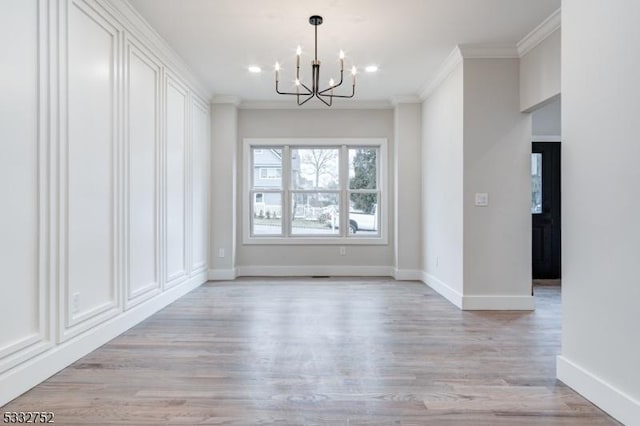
[2, 278, 620, 425]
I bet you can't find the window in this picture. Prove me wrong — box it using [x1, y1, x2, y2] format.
[244, 139, 387, 244]
[531, 153, 542, 214]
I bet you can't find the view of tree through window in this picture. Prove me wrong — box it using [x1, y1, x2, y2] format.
[349, 148, 378, 214]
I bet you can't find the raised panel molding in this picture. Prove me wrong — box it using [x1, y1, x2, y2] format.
[59, 0, 122, 341]
[0, 0, 53, 374]
[124, 34, 163, 310]
[164, 74, 189, 289]
[0, 0, 210, 407]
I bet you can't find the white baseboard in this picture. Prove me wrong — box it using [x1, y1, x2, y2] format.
[0, 272, 207, 407]
[393, 269, 423, 281]
[557, 356, 640, 426]
[462, 294, 535, 310]
[236, 265, 394, 277]
[207, 268, 237, 281]
[421, 272, 533, 310]
[422, 272, 463, 309]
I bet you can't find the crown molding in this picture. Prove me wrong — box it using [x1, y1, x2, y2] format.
[238, 100, 392, 110]
[101, 0, 212, 99]
[458, 44, 519, 59]
[517, 8, 561, 57]
[390, 95, 422, 106]
[419, 46, 463, 101]
[211, 95, 241, 106]
[418, 43, 523, 101]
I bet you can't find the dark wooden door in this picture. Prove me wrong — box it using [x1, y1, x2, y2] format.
[532, 142, 561, 279]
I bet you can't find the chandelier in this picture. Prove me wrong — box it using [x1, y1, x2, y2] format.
[275, 15, 356, 106]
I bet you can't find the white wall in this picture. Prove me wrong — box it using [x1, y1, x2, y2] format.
[422, 63, 465, 303]
[532, 96, 561, 138]
[463, 59, 532, 307]
[209, 103, 238, 279]
[558, 0, 640, 424]
[0, 0, 210, 406]
[421, 54, 533, 310]
[235, 109, 394, 275]
[520, 25, 561, 112]
[393, 102, 422, 280]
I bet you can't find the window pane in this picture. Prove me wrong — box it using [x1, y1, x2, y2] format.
[291, 148, 339, 189]
[253, 148, 282, 189]
[252, 192, 282, 235]
[291, 192, 339, 235]
[349, 192, 378, 236]
[531, 153, 542, 214]
[349, 148, 378, 189]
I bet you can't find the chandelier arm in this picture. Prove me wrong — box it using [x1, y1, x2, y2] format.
[318, 83, 355, 99]
[318, 69, 345, 95]
[276, 87, 312, 96]
[315, 91, 332, 107]
[297, 92, 315, 106]
[299, 80, 313, 94]
[276, 80, 312, 96]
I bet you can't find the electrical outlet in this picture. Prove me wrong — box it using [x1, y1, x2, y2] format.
[218, 248, 225, 258]
[475, 192, 489, 207]
[339, 246, 346, 256]
[72, 292, 80, 314]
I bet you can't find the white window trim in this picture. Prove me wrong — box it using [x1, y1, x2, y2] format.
[243, 138, 388, 245]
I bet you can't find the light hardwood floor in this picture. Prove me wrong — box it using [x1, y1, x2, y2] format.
[2, 278, 619, 425]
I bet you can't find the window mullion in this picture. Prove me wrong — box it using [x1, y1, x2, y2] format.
[340, 145, 348, 237]
[283, 145, 291, 237]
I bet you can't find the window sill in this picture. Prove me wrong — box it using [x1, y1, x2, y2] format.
[242, 236, 388, 245]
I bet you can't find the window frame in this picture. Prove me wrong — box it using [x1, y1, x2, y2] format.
[243, 138, 388, 245]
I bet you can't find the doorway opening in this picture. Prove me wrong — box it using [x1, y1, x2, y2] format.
[532, 142, 561, 280]
[530, 97, 561, 288]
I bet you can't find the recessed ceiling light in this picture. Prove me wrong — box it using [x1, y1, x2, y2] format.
[248, 66, 261, 73]
[365, 65, 378, 73]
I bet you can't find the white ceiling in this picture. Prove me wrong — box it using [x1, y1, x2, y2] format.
[128, 0, 560, 103]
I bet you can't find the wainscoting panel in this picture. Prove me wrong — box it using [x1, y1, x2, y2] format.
[0, 0, 210, 407]
[125, 35, 162, 309]
[0, 0, 52, 374]
[61, 0, 122, 341]
[164, 75, 188, 288]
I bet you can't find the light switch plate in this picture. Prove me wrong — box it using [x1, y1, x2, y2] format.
[475, 192, 489, 207]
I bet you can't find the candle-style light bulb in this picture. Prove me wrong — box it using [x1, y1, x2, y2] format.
[339, 50, 345, 59]
[295, 78, 300, 86]
[296, 45, 301, 68]
[296, 45, 302, 56]
[351, 66, 357, 85]
[275, 62, 280, 82]
[339, 50, 345, 70]
[329, 78, 335, 86]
